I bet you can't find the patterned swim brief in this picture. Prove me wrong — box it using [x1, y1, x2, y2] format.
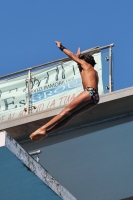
[85, 87, 99, 104]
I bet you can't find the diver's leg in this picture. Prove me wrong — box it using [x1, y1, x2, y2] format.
[30, 90, 93, 142]
[47, 103, 97, 134]
[30, 91, 98, 141]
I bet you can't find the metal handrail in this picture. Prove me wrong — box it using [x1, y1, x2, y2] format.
[0, 43, 114, 80]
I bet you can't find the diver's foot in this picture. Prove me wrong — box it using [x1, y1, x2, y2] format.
[29, 128, 47, 142]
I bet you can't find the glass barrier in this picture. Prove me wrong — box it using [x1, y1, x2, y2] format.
[0, 45, 114, 121]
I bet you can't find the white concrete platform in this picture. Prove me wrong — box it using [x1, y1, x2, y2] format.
[0, 86, 133, 142]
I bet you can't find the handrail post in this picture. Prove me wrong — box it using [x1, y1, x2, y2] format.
[27, 70, 31, 114]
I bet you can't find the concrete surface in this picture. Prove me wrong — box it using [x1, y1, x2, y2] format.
[0, 86, 133, 142]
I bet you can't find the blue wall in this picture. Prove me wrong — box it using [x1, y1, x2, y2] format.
[37, 115, 133, 200]
[0, 147, 61, 200]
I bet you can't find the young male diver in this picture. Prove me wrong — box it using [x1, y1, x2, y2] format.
[30, 41, 99, 142]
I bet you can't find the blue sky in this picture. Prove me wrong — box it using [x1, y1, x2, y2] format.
[0, 0, 133, 91]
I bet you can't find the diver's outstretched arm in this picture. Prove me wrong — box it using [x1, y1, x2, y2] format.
[55, 41, 83, 65]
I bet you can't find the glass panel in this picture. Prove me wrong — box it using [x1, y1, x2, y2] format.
[0, 73, 28, 123]
[0, 46, 114, 122]
[101, 49, 110, 94]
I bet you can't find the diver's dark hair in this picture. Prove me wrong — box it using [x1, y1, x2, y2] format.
[80, 54, 96, 67]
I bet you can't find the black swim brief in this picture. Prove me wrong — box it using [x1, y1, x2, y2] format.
[85, 87, 99, 104]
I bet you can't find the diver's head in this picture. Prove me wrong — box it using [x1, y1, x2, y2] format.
[80, 54, 96, 67]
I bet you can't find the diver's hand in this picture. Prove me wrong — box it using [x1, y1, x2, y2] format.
[55, 41, 62, 48]
[76, 47, 81, 58]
